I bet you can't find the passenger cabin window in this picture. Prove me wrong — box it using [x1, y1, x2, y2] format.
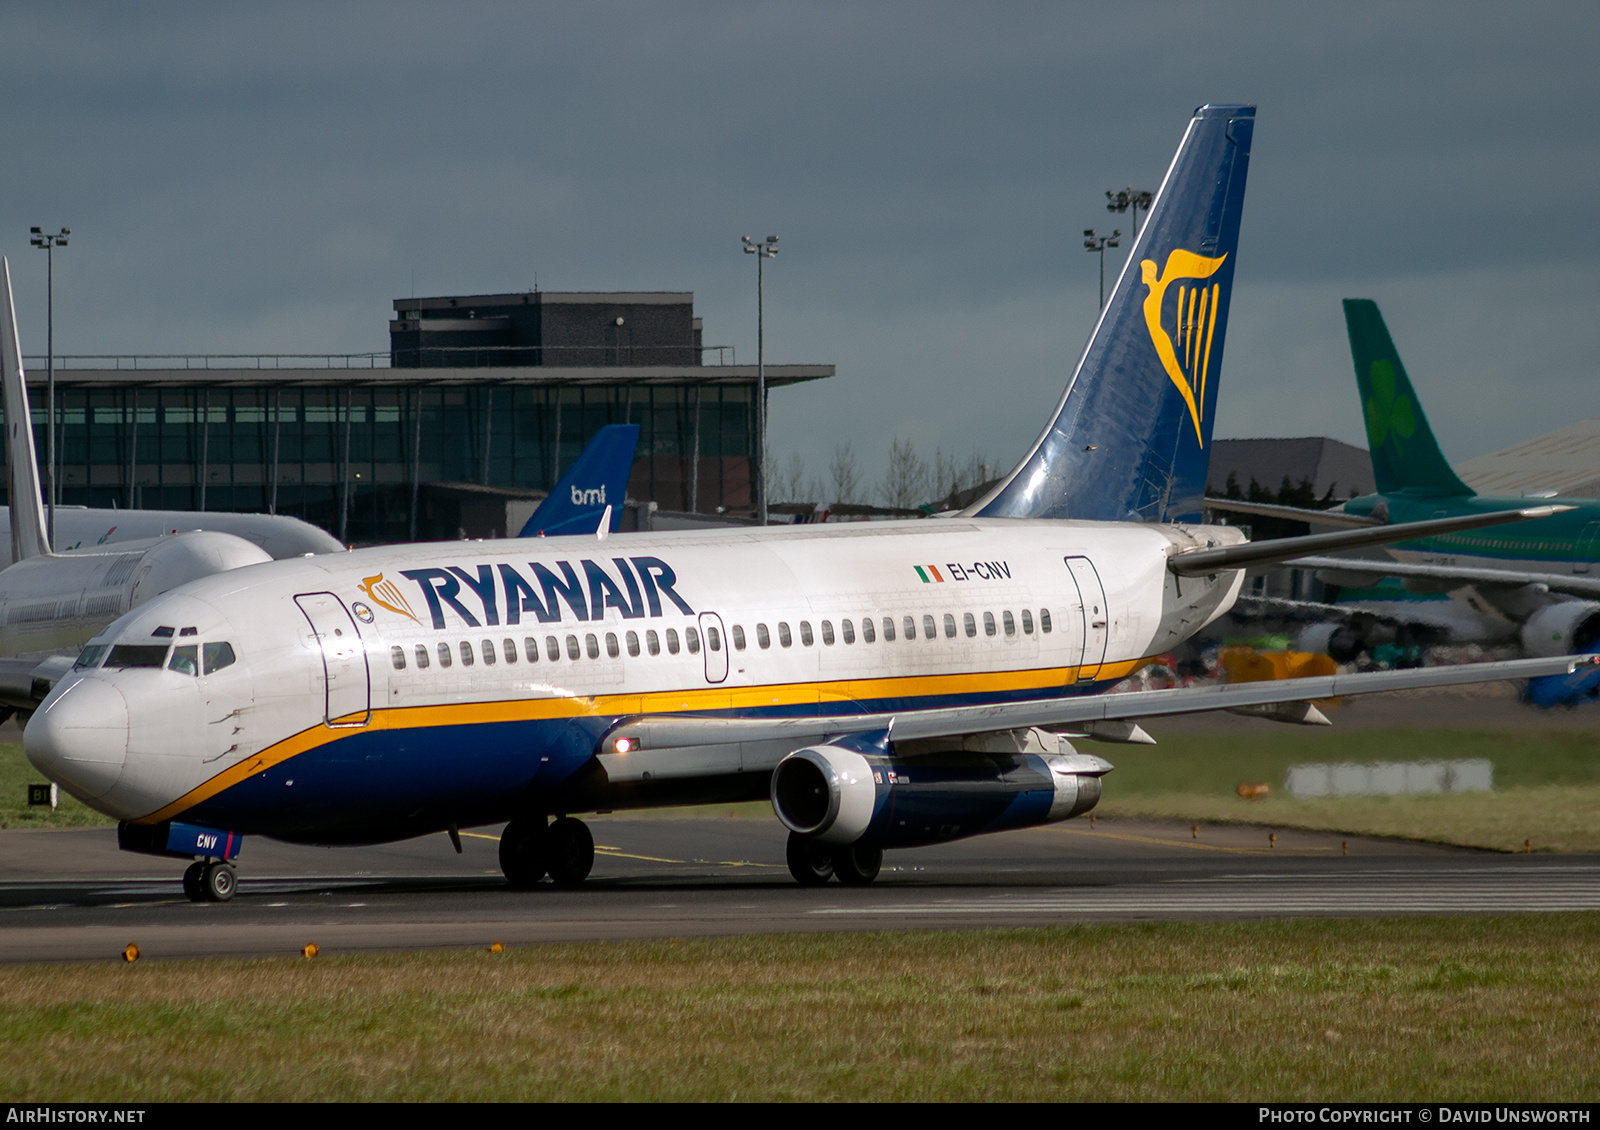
[732, 625, 746, 650]
[646, 630, 661, 656]
[984, 612, 997, 637]
[1021, 610, 1034, 634]
[861, 618, 875, 643]
[903, 616, 916, 640]
[964, 612, 976, 638]
[778, 622, 792, 648]
[525, 637, 539, 663]
[585, 634, 600, 659]
[460, 641, 475, 667]
[821, 621, 835, 646]
[415, 644, 430, 669]
[437, 643, 453, 668]
[686, 627, 700, 654]
[799, 621, 813, 646]
[707, 625, 721, 652]
[841, 619, 856, 644]
[606, 632, 620, 658]
[626, 631, 641, 657]
[666, 629, 680, 655]
[1003, 611, 1016, 637]
[546, 636, 560, 662]
[923, 615, 936, 640]
[757, 624, 771, 649]
[565, 635, 580, 660]
[944, 613, 957, 638]
[1040, 609, 1053, 634]
[203, 642, 235, 675]
[169, 645, 198, 676]
[881, 617, 894, 642]
[481, 639, 495, 665]
[391, 646, 406, 671]
[504, 639, 518, 664]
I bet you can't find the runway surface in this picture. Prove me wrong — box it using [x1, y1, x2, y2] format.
[2, 813, 1597, 963]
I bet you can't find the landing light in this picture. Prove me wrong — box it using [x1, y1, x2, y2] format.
[612, 737, 634, 754]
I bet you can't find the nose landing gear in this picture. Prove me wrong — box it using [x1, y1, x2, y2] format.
[182, 859, 238, 902]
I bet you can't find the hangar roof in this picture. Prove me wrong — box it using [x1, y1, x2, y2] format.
[1455, 417, 1600, 499]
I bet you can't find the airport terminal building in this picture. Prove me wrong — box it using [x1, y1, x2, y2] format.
[4, 292, 832, 543]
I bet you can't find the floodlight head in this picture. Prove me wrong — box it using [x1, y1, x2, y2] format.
[1083, 229, 1094, 237]
[766, 235, 778, 244]
[29, 227, 41, 235]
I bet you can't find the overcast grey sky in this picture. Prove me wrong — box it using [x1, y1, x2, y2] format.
[3, 2, 1597, 493]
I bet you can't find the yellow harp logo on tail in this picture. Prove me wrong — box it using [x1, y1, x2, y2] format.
[359, 573, 420, 624]
[1140, 248, 1228, 446]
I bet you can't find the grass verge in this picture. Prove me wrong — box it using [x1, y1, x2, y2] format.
[0, 742, 112, 829]
[1097, 728, 1600, 852]
[2, 917, 1598, 1101]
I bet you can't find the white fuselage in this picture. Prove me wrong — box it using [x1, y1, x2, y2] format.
[26, 518, 1245, 843]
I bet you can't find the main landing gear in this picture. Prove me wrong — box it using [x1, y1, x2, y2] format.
[182, 860, 238, 903]
[786, 832, 883, 886]
[499, 815, 595, 889]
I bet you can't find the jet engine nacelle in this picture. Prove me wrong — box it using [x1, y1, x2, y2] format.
[769, 735, 1111, 849]
[1519, 600, 1600, 658]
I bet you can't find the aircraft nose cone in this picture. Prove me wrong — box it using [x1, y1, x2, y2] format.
[25, 678, 130, 803]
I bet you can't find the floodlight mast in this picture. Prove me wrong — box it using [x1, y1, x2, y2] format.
[741, 234, 778, 525]
[28, 226, 69, 549]
[1083, 228, 1120, 310]
[1105, 187, 1153, 242]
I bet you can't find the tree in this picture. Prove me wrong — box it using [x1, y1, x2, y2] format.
[829, 442, 860, 505]
[881, 436, 929, 509]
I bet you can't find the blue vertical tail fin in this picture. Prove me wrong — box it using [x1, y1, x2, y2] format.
[973, 104, 1255, 523]
[519, 423, 640, 536]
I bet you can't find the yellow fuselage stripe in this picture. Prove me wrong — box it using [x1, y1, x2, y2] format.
[134, 657, 1148, 825]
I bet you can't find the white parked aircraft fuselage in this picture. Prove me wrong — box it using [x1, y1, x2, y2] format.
[30, 518, 1245, 842]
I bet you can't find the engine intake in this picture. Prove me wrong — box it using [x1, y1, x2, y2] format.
[771, 732, 1112, 849]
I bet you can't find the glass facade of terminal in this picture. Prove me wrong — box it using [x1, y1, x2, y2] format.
[0, 380, 755, 544]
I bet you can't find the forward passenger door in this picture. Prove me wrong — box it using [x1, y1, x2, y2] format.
[294, 592, 372, 727]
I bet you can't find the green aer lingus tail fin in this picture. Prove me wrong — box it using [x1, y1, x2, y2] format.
[1343, 298, 1473, 498]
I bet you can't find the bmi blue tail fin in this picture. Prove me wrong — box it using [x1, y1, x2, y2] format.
[519, 423, 640, 536]
[973, 104, 1255, 523]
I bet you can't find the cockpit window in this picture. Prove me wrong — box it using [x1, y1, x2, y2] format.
[151, 627, 175, 639]
[74, 645, 108, 670]
[202, 642, 236, 675]
[105, 644, 169, 669]
[169, 645, 199, 676]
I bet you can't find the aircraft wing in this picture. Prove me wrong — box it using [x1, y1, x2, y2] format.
[592, 654, 1595, 780]
[1290, 554, 1600, 598]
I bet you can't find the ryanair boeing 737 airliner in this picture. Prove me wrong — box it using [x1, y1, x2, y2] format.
[18, 105, 1589, 902]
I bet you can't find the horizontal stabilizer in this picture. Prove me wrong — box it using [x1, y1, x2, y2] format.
[1168, 504, 1572, 576]
[1203, 496, 1381, 529]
